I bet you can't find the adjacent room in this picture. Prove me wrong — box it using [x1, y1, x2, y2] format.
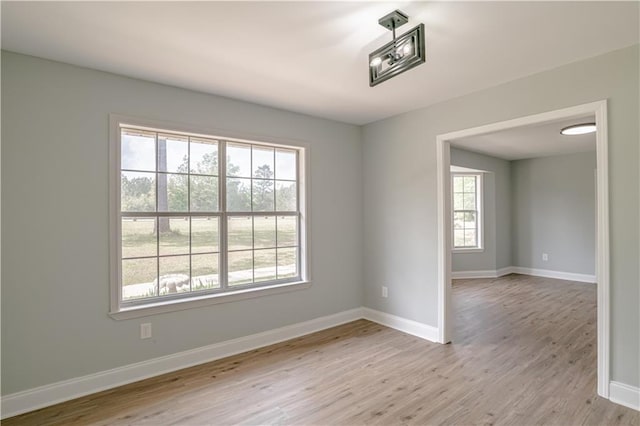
[2, 1, 638, 425]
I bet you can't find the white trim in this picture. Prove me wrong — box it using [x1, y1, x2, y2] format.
[609, 382, 640, 411]
[436, 138, 452, 344]
[450, 165, 487, 173]
[109, 281, 312, 320]
[108, 114, 312, 319]
[452, 248, 484, 253]
[594, 101, 610, 398]
[495, 266, 515, 277]
[0, 308, 364, 420]
[436, 100, 610, 398]
[451, 266, 595, 282]
[451, 172, 484, 251]
[451, 267, 512, 279]
[362, 308, 439, 342]
[510, 267, 596, 284]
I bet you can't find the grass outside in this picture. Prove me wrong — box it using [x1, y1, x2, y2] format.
[122, 216, 298, 299]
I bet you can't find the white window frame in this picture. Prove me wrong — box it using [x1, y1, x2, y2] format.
[451, 172, 484, 253]
[109, 115, 311, 320]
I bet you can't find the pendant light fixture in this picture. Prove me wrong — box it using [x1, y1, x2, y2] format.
[368, 10, 426, 87]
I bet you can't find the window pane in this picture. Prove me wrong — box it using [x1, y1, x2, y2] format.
[463, 193, 476, 210]
[255, 249, 277, 282]
[453, 212, 465, 230]
[253, 146, 274, 178]
[463, 176, 476, 192]
[191, 253, 219, 291]
[277, 216, 297, 247]
[275, 149, 296, 180]
[454, 230, 465, 247]
[190, 138, 218, 175]
[453, 193, 464, 210]
[464, 212, 476, 229]
[157, 173, 188, 212]
[228, 250, 253, 286]
[277, 247, 298, 279]
[254, 216, 276, 249]
[191, 217, 219, 253]
[121, 130, 155, 171]
[276, 181, 297, 211]
[227, 143, 251, 178]
[159, 256, 190, 295]
[159, 217, 189, 256]
[158, 134, 188, 173]
[228, 216, 253, 251]
[190, 175, 218, 212]
[121, 217, 156, 258]
[252, 179, 275, 212]
[122, 257, 157, 300]
[227, 178, 251, 211]
[121, 171, 155, 212]
[464, 230, 477, 247]
[453, 176, 464, 192]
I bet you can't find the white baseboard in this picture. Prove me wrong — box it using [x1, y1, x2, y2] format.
[451, 267, 514, 279]
[610, 381, 640, 411]
[451, 270, 499, 279]
[0, 307, 364, 420]
[452, 266, 595, 283]
[510, 266, 596, 283]
[1, 306, 440, 419]
[362, 307, 439, 342]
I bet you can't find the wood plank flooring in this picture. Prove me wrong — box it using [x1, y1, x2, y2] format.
[5, 274, 638, 425]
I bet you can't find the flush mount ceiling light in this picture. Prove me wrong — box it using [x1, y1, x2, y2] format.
[560, 123, 597, 135]
[369, 10, 426, 87]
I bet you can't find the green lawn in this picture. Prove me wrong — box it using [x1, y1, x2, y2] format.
[121, 216, 298, 297]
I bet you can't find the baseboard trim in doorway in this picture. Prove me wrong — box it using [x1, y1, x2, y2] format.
[362, 308, 439, 342]
[452, 266, 595, 283]
[451, 267, 513, 279]
[0, 307, 364, 420]
[510, 267, 596, 283]
[610, 381, 640, 411]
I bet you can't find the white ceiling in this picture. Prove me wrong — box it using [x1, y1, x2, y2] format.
[2, 2, 638, 125]
[451, 116, 596, 161]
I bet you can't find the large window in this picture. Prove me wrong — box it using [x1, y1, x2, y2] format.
[111, 119, 307, 316]
[452, 173, 482, 250]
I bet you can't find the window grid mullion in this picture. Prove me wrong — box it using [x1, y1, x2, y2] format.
[296, 151, 301, 277]
[250, 145, 255, 284]
[155, 131, 160, 297]
[188, 137, 192, 293]
[274, 148, 279, 280]
[220, 140, 228, 291]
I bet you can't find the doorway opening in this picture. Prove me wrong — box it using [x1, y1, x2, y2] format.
[436, 100, 609, 398]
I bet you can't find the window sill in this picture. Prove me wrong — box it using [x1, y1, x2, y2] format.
[109, 281, 312, 320]
[452, 248, 484, 253]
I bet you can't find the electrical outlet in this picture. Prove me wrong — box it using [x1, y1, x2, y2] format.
[140, 323, 152, 339]
[542, 253, 549, 262]
[381, 286, 388, 298]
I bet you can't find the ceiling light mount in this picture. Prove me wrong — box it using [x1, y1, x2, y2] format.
[560, 123, 597, 135]
[378, 9, 409, 34]
[369, 10, 426, 87]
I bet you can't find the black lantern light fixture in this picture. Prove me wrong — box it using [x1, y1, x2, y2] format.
[368, 10, 426, 87]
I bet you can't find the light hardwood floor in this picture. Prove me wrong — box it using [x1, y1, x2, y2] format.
[5, 274, 638, 425]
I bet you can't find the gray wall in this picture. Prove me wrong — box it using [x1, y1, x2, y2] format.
[450, 148, 511, 272]
[362, 45, 639, 387]
[512, 152, 596, 275]
[1, 52, 364, 394]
